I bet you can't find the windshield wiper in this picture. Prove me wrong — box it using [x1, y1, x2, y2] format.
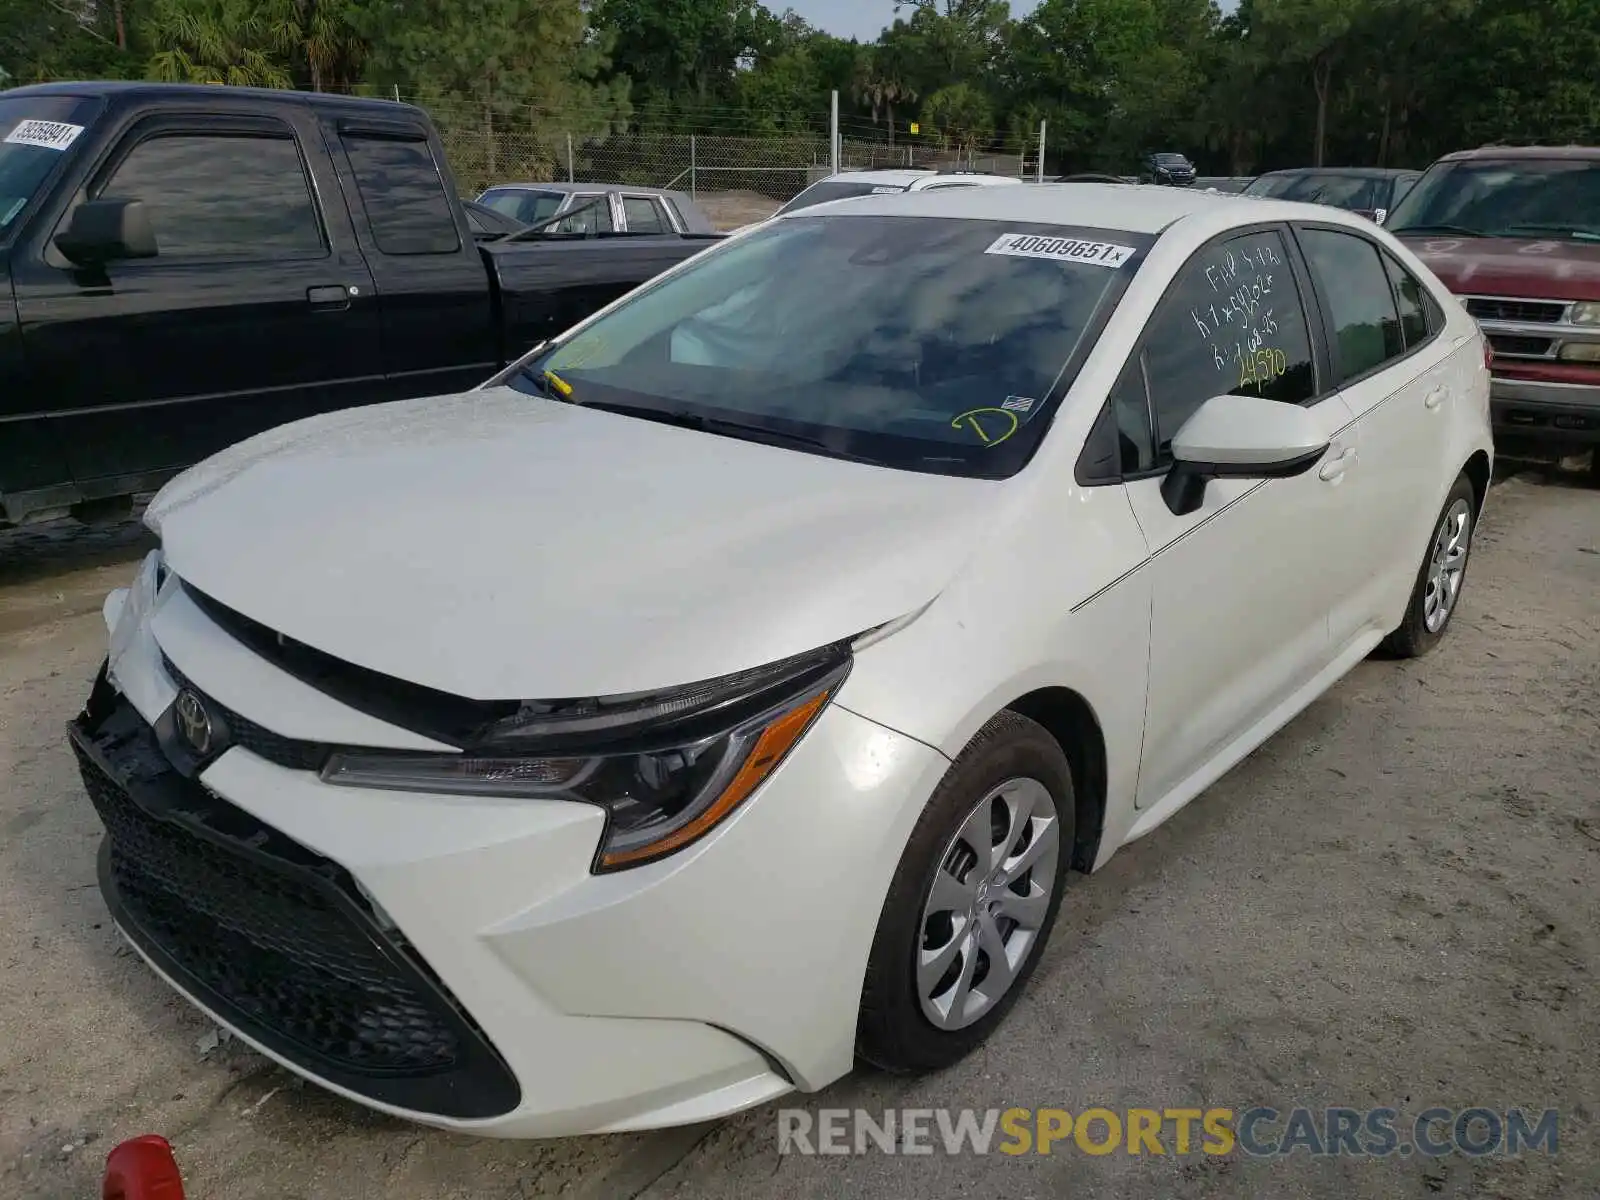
[1385, 223, 1485, 237]
[1499, 224, 1600, 242]
[579, 399, 884, 465]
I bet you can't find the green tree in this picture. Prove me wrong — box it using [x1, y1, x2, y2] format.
[922, 80, 992, 155]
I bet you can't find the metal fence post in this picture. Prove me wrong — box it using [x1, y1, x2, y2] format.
[566, 133, 574, 183]
[830, 91, 839, 175]
[690, 134, 697, 196]
[1037, 119, 1046, 182]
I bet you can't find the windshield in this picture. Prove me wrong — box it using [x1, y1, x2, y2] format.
[1385, 158, 1600, 240]
[1244, 172, 1387, 210]
[1154, 154, 1191, 166]
[775, 180, 908, 216]
[503, 214, 1149, 478]
[0, 94, 103, 237]
[479, 187, 567, 225]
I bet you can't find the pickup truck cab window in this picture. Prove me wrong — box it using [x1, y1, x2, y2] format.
[621, 195, 668, 233]
[97, 129, 323, 260]
[340, 132, 461, 255]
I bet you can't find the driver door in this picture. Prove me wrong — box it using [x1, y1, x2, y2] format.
[1116, 225, 1359, 810]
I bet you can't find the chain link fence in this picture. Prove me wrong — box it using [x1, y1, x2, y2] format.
[418, 95, 1043, 230]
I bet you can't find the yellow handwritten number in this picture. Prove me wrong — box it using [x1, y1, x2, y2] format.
[951, 407, 1020, 447]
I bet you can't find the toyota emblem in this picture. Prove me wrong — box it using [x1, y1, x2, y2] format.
[173, 689, 214, 756]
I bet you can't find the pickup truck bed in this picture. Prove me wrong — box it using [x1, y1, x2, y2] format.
[0, 82, 722, 527]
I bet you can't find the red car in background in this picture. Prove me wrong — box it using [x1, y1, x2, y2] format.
[1386, 145, 1600, 480]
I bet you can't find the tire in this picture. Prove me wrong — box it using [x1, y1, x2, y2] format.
[1587, 448, 1600, 488]
[857, 710, 1074, 1073]
[1381, 472, 1478, 658]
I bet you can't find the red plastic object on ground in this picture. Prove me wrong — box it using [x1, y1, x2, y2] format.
[102, 1135, 186, 1200]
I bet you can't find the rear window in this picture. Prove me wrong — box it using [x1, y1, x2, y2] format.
[341, 133, 461, 255]
[775, 180, 906, 216]
[511, 215, 1151, 479]
[480, 187, 566, 226]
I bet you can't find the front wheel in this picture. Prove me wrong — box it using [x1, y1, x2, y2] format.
[856, 711, 1073, 1073]
[1381, 472, 1477, 658]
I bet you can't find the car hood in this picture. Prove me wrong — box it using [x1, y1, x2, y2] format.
[1398, 235, 1600, 301]
[145, 387, 999, 701]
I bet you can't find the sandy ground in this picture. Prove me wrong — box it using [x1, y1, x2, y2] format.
[1, 461, 1597, 1200]
[694, 190, 780, 230]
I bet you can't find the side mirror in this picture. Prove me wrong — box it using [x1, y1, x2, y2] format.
[54, 198, 158, 266]
[1161, 393, 1330, 516]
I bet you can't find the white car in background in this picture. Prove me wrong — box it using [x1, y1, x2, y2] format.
[730, 167, 1024, 232]
[75, 185, 1491, 1139]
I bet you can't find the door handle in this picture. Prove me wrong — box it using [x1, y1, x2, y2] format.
[306, 284, 354, 311]
[1424, 385, 1449, 410]
[1318, 447, 1357, 482]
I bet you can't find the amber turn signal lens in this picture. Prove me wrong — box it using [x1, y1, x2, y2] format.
[598, 689, 831, 869]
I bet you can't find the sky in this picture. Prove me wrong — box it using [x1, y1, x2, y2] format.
[789, 0, 1237, 46]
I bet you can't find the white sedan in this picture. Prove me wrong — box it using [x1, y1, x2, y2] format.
[74, 184, 1492, 1138]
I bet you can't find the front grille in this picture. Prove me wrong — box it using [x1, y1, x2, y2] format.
[1487, 333, 1553, 358]
[161, 656, 328, 772]
[1465, 297, 1566, 323]
[72, 675, 520, 1120]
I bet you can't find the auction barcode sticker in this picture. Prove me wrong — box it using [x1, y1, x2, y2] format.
[984, 232, 1136, 268]
[4, 119, 86, 152]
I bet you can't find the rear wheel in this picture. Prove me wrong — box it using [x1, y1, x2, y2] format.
[1381, 472, 1477, 658]
[857, 711, 1073, 1073]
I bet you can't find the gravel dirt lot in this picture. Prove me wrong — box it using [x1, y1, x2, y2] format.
[2, 461, 1597, 1200]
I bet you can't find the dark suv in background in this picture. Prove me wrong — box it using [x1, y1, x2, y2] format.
[1139, 152, 1196, 186]
[1242, 167, 1421, 224]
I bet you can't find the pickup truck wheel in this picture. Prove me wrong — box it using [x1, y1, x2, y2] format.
[856, 711, 1072, 1074]
[1381, 473, 1477, 659]
[1588, 449, 1600, 487]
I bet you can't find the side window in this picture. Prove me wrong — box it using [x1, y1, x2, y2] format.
[1383, 252, 1430, 349]
[553, 195, 615, 234]
[340, 133, 460, 255]
[621, 196, 667, 233]
[1139, 228, 1318, 457]
[97, 131, 322, 260]
[1298, 227, 1404, 382]
[1109, 361, 1157, 474]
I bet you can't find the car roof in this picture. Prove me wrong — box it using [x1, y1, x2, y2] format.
[908, 174, 1022, 188]
[812, 169, 939, 186]
[1, 79, 419, 118]
[781, 181, 1270, 234]
[1255, 166, 1415, 178]
[483, 182, 680, 195]
[1438, 144, 1600, 162]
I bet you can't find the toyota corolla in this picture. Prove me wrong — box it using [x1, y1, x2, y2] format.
[72, 184, 1493, 1137]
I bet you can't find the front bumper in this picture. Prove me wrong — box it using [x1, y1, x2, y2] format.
[1491, 376, 1600, 447]
[76, 553, 951, 1137]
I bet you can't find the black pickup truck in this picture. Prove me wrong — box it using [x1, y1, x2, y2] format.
[0, 82, 723, 527]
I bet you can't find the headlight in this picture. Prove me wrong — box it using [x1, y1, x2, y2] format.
[1571, 301, 1600, 326]
[321, 644, 851, 871]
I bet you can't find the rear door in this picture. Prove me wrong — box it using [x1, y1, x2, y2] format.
[330, 118, 498, 397]
[12, 108, 384, 487]
[1291, 223, 1462, 647]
